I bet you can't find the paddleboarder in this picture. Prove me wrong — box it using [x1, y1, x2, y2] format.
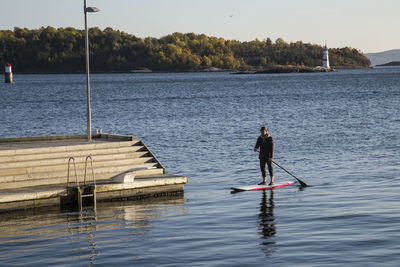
[254, 126, 274, 185]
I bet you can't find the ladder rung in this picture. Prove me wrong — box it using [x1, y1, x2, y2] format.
[70, 155, 97, 210]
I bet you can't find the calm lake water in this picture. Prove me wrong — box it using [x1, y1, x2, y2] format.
[0, 68, 399, 266]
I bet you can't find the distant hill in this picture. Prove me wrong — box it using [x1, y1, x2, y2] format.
[0, 27, 371, 73]
[365, 49, 400, 66]
[376, 61, 400, 67]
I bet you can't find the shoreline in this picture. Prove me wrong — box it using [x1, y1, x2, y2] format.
[232, 66, 335, 75]
[3, 66, 371, 75]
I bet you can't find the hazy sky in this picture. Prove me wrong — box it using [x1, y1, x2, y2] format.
[1, 0, 400, 53]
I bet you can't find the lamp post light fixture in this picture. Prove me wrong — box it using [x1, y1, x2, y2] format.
[84, 0, 100, 142]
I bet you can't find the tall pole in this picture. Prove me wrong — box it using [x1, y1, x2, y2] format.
[84, 0, 92, 141]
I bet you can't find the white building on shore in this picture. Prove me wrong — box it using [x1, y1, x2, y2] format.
[323, 44, 330, 69]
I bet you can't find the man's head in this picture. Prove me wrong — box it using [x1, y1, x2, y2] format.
[260, 126, 268, 136]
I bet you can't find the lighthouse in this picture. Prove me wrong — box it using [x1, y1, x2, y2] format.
[4, 63, 13, 83]
[323, 44, 330, 69]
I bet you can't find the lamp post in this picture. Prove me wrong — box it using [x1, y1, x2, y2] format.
[84, 0, 100, 142]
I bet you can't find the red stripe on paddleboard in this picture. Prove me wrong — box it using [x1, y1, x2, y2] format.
[249, 182, 294, 191]
[231, 181, 295, 191]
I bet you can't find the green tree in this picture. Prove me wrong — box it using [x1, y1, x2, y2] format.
[0, 27, 371, 73]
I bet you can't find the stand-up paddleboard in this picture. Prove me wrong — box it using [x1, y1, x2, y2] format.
[231, 181, 295, 192]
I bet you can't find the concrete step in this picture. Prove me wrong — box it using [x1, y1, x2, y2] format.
[0, 174, 187, 206]
[0, 151, 150, 170]
[0, 140, 139, 157]
[0, 167, 164, 190]
[0, 136, 167, 191]
[0, 145, 146, 163]
[0, 157, 156, 176]
[0, 162, 160, 183]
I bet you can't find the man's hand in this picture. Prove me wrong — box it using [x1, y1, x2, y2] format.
[254, 148, 258, 152]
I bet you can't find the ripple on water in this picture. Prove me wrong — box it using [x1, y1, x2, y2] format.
[0, 69, 400, 266]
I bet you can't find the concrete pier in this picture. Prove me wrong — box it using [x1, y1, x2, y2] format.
[0, 134, 188, 212]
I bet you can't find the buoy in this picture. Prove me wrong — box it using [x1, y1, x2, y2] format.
[5, 63, 13, 83]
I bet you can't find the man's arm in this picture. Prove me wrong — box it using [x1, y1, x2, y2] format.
[254, 136, 260, 152]
[268, 137, 274, 160]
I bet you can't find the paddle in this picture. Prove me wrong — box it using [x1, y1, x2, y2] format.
[272, 160, 308, 187]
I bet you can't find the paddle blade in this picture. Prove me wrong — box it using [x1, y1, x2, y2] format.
[272, 160, 308, 187]
[296, 178, 308, 187]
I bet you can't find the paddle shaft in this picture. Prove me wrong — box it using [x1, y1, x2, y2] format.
[272, 160, 308, 187]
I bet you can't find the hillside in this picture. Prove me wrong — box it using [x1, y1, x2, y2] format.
[365, 49, 400, 66]
[0, 27, 371, 73]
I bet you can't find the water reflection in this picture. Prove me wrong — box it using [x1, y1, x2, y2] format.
[66, 209, 99, 266]
[259, 190, 276, 256]
[0, 196, 187, 266]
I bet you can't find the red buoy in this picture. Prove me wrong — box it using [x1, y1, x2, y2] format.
[5, 63, 13, 83]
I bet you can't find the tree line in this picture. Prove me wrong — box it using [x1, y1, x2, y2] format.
[0, 27, 370, 73]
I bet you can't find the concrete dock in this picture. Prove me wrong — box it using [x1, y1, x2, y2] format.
[0, 134, 188, 212]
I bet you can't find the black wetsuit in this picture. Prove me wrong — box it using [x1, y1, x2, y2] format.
[255, 134, 274, 178]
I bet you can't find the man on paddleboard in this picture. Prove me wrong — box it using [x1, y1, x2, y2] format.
[254, 126, 274, 185]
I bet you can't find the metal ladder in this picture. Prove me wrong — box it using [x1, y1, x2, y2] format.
[67, 156, 97, 210]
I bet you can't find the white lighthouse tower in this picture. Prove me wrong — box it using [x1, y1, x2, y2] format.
[323, 43, 330, 69]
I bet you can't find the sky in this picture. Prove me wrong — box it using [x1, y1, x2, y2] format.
[1, 0, 400, 53]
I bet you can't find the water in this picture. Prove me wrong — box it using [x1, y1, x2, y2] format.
[0, 68, 399, 266]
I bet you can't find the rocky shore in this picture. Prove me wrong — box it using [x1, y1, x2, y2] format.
[232, 65, 335, 74]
